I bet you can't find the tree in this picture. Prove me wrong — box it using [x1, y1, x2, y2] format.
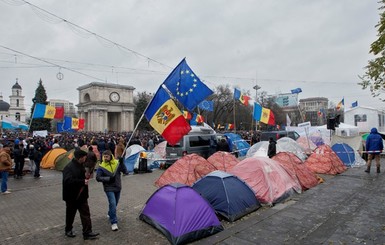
[134, 91, 153, 131]
[360, 1, 385, 100]
[29, 79, 52, 132]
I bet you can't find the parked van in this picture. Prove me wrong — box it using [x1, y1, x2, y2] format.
[165, 125, 217, 165]
[259, 131, 300, 141]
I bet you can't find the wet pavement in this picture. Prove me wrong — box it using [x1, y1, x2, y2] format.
[0, 161, 384, 244]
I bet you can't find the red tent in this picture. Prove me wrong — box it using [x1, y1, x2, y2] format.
[207, 151, 239, 172]
[304, 144, 347, 175]
[155, 154, 216, 187]
[272, 152, 318, 191]
[229, 157, 301, 205]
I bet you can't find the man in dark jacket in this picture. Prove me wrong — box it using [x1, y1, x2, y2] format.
[268, 137, 277, 158]
[365, 127, 384, 173]
[96, 150, 129, 231]
[62, 149, 99, 240]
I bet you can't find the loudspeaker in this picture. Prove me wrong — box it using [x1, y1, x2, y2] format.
[327, 118, 335, 130]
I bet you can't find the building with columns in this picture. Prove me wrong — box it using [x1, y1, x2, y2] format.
[76, 82, 135, 132]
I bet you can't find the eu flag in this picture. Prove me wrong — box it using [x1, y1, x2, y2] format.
[198, 100, 214, 111]
[291, 88, 302, 94]
[163, 58, 213, 111]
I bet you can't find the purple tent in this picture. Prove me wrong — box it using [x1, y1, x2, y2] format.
[139, 183, 223, 245]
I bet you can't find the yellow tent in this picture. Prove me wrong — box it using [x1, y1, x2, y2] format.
[41, 148, 67, 169]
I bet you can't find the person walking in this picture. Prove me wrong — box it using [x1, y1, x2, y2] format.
[33, 146, 43, 178]
[62, 149, 99, 240]
[0, 145, 12, 194]
[268, 137, 277, 158]
[13, 143, 27, 179]
[365, 127, 384, 173]
[96, 150, 129, 231]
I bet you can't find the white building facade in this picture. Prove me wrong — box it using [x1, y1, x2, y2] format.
[344, 106, 385, 133]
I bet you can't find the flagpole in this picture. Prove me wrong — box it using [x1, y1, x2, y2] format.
[233, 98, 236, 132]
[28, 103, 37, 133]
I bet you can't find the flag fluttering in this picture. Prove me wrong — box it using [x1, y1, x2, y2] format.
[190, 113, 204, 125]
[54, 107, 64, 119]
[144, 86, 191, 145]
[336, 98, 344, 111]
[352, 101, 358, 108]
[182, 110, 192, 120]
[234, 88, 251, 106]
[198, 100, 214, 111]
[286, 114, 291, 126]
[32, 103, 56, 119]
[253, 103, 275, 126]
[162, 58, 213, 111]
[291, 88, 302, 94]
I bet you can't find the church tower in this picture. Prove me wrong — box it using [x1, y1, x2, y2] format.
[8, 79, 26, 122]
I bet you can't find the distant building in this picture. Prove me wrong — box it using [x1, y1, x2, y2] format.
[48, 99, 77, 117]
[0, 79, 26, 123]
[344, 106, 385, 132]
[299, 97, 328, 126]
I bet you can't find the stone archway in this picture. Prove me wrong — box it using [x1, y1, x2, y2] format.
[77, 82, 135, 132]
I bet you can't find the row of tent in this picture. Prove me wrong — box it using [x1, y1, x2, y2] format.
[139, 138, 358, 244]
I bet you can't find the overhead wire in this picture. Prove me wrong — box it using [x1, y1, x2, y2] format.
[0, 0, 173, 69]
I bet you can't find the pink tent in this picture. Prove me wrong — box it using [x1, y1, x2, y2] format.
[207, 151, 239, 172]
[272, 152, 318, 191]
[304, 144, 347, 175]
[229, 157, 302, 205]
[155, 154, 216, 187]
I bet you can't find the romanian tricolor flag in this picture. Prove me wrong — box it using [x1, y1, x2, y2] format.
[234, 88, 251, 106]
[32, 103, 56, 119]
[144, 86, 191, 145]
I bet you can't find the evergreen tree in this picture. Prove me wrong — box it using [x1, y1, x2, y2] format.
[360, 1, 385, 101]
[134, 91, 153, 131]
[29, 79, 52, 132]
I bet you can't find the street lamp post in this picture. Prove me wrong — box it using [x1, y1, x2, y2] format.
[253, 84, 261, 131]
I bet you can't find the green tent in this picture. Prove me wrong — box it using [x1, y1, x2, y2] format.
[55, 149, 75, 171]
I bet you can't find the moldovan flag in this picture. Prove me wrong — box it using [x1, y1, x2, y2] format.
[182, 110, 192, 120]
[336, 98, 344, 111]
[234, 88, 251, 106]
[32, 103, 56, 119]
[144, 86, 191, 145]
[261, 108, 275, 125]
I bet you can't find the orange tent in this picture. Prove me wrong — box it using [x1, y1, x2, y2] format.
[41, 148, 67, 169]
[155, 154, 216, 187]
[304, 144, 347, 175]
[272, 152, 318, 191]
[207, 151, 239, 172]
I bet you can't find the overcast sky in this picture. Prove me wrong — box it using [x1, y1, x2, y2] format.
[0, 0, 382, 110]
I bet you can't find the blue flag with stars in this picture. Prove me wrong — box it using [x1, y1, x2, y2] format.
[163, 58, 213, 111]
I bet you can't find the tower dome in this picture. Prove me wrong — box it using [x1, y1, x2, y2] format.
[0, 98, 10, 111]
[12, 80, 22, 90]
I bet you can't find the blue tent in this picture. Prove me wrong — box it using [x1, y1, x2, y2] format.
[331, 143, 355, 167]
[192, 170, 260, 222]
[224, 133, 250, 157]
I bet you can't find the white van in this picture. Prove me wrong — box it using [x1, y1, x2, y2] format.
[165, 125, 217, 166]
